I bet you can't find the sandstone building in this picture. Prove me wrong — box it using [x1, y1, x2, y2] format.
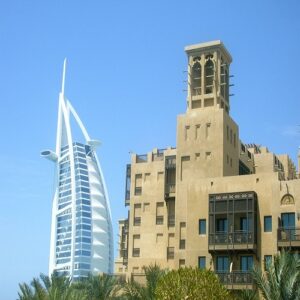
[115, 40, 300, 289]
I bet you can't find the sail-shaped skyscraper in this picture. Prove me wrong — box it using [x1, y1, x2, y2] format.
[42, 60, 113, 279]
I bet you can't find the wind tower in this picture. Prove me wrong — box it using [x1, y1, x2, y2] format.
[177, 41, 239, 179]
[41, 60, 114, 279]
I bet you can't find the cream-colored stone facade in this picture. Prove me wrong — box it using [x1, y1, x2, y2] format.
[115, 40, 300, 289]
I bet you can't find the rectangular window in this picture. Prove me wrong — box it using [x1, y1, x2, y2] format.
[156, 233, 163, 243]
[264, 255, 272, 270]
[198, 256, 206, 269]
[216, 256, 229, 272]
[156, 202, 164, 225]
[205, 152, 211, 160]
[132, 235, 140, 257]
[240, 256, 253, 271]
[281, 213, 295, 228]
[185, 125, 190, 141]
[134, 174, 142, 195]
[181, 156, 190, 180]
[264, 216, 272, 232]
[179, 239, 186, 249]
[216, 218, 228, 232]
[134, 204, 141, 226]
[199, 219, 206, 235]
[156, 216, 164, 225]
[144, 173, 151, 181]
[179, 259, 185, 267]
[195, 124, 200, 139]
[206, 123, 211, 138]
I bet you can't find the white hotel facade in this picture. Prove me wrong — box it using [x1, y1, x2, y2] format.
[42, 60, 113, 279]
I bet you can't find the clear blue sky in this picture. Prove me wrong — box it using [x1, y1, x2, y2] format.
[1, 1, 300, 299]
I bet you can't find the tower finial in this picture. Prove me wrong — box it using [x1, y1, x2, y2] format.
[61, 58, 67, 95]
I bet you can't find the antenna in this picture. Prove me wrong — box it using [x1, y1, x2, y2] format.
[61, 58, 67, 95]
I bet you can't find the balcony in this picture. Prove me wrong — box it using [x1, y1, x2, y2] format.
[209, 231, 256, 251]
[165, 156, 176, 200]
[208, 192, 257, 253]
[124, 164, 131, 206]
[216, 271, 253, 289]
[165, 183, 176, 194]
[278, 227, 300, 248]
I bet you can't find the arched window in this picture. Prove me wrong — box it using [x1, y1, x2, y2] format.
[205, 57, 214, 94]
[192, 60, 201, 96]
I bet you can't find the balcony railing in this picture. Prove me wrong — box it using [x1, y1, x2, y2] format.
[217, 271, 253, 287]
[165, 183, 176, 194]
[278, 227, 300, 248]
[209, 231, 255, 251]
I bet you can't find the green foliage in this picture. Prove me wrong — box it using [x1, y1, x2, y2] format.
[73, 273, 121, 300]
[122, 264, 165, 300]
[155, 267, 231, 300]
[235, 289, 258, 300]
[251, 251, 300, 300]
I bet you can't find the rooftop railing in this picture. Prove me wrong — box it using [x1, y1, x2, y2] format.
[136, 154, 147, 163]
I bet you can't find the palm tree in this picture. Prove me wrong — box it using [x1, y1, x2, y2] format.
[73, 273, 121, 300]
[251, 251, 300, 300]
[236, 289, 258, 300]
[122, 264, 165, 300]
[17, 272, 86, 300]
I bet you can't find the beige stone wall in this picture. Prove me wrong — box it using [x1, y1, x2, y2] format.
[114, 41, 300, 288]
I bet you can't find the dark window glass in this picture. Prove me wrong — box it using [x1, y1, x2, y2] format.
[199, 219, 206, 234]
[240, 217, 248, 231]
[264, 216, 272, 232]
[216, 256, 229, 272]
[198, 256, 206, 269]
[216, 218, 228, 232]
[281, 213, 295, 228]
[240, 256, 253, 271]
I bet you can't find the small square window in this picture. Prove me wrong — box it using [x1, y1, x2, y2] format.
[179, 259, 185, 267]
[264, 216, 272, 232]
[198, 256, 206, 269]
[199, 219, 206, 235]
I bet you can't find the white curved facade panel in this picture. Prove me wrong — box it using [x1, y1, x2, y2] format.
[43, 61, 113, 279]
